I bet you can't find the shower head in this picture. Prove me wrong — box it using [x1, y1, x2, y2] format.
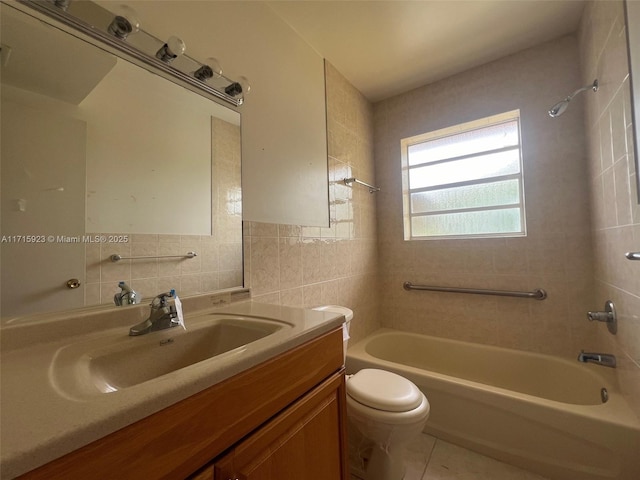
[548, 79, 598, 118]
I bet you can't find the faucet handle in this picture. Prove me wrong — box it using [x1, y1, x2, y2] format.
[586, 300, 617, 334]
[151, 291, 173, 308]
[587, 311, 613, 322]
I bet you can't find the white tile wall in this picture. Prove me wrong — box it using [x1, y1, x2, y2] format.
[579, 0, 640, 418]
[373, 34, 597, 358]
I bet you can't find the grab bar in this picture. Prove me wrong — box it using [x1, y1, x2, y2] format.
[110, 251, 197, 262]
[343, 177, 380, 193]
[626, 252, 640, 260]
[403, 282, 547, 300]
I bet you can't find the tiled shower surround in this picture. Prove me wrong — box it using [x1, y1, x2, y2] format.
[579, 0, 640, 417]
[374, 34, 596, 356]
[372, 0, 639, 415]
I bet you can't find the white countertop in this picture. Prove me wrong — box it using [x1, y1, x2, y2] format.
[0, 296, 344, 478]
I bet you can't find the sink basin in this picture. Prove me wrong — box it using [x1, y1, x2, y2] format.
[51, 314, 289, 396]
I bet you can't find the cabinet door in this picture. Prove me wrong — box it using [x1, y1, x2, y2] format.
[214, 372, 347, 480]
[190, 466, 214, 480]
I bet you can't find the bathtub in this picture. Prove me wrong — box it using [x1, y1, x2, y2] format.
[345, 329, 640, 480]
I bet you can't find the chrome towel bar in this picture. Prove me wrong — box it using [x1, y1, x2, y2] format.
[343, 177, 380, 193]
[110, 251, 197, 262]
[403, 282, 547, 300]
[625, 252, 640, 260]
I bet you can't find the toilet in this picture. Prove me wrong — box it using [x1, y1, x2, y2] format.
[312, 306, 430, 480]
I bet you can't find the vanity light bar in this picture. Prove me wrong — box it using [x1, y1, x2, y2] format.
[18, 0, 246, 107]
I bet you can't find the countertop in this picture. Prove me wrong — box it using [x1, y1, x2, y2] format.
[0, 296, 344, 478]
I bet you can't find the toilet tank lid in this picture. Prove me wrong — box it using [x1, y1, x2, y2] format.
[347, 369, 423, 412]
[312, 305, 353, 322]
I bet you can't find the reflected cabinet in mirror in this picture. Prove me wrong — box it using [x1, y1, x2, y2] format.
[0, 1, 243, 319]
[625, 0, 640, 203]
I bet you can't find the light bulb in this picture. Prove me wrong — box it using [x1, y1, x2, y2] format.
[167, 36, 186, 57]
[238, 76, 251, 97]
[224, 75, 251, 100]
[156, 35, 186, 63]
[107, 5, 141, 40]
[194, 57, 223, 82]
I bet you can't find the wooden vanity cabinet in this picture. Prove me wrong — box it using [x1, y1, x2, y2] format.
[192, 372, 346, 480]
[19, 327, 347, 480]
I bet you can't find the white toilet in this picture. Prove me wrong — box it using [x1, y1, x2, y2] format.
[313, 306, 430, 480]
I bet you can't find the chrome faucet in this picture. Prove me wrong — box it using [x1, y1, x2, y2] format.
[114, 281, 140, 306]
[128, 291, 179, 336]
[577, 350, 617, 368]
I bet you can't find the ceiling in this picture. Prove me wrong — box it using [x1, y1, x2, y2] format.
[267, 0, 586, 102]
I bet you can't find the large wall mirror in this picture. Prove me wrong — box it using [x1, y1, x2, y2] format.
[0, 2, 243, 320]
[625, 0, 640, 203]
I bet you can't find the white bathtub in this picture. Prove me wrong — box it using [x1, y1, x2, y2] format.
[346, 329, 640, 480]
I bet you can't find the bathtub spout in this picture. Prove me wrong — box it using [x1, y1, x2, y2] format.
[577, 351, 616, 368]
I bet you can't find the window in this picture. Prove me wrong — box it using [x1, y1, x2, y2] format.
[401, 110, 526, 240]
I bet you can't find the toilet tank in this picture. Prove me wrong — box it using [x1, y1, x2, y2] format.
[312, 305, 353, 363]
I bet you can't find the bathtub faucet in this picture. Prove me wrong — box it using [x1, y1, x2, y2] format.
[577, 350, 616, 368]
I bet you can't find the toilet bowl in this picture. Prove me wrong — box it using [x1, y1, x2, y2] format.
[346, 369, 429, 480]
[312, 306, 430, 480]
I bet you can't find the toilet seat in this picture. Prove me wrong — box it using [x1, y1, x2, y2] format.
[346, 369, 430, 425]
[346, 393, 429, 425]
[347, 369, 423, 412]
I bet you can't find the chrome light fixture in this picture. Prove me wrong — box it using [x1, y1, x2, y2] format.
[225, 75, 251, 99]
[107, 5, 140, 40]
[548, 79, 598, 117]
[22, 0, 248, 106]
[156, 35, 186, 63]
[194, 57, 223, 82]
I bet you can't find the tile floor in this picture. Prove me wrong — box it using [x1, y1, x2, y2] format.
[352, 433, 551, 480]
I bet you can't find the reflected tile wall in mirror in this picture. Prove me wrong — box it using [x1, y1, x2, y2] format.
[84, 119, 242, 305]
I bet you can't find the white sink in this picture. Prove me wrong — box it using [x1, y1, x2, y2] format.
[1, 299, 346, 479]
[50, 314, 290, 396]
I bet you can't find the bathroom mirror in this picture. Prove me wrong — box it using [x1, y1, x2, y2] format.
[0, 2, 243, 319]
[625, 0, 640, 203]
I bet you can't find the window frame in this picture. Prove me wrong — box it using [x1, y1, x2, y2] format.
[401, 110, 526, 241]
